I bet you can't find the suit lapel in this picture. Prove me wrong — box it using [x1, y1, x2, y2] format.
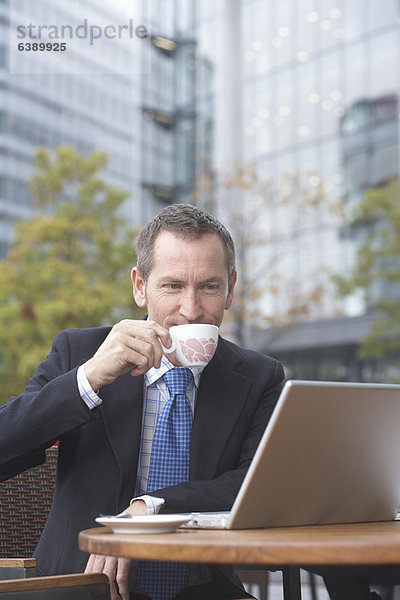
[190, 338, 252, 479]
[97, 338, 252, 495]
[99, 372, 144, 503]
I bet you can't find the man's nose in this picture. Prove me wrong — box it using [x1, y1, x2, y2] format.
[179, 290, 203, 322]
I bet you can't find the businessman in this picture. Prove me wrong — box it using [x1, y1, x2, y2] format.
[0, 203, 284, 599]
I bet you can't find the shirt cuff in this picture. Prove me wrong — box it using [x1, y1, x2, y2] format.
[77, 364, 102, 409]
[130, 495, 165, 514]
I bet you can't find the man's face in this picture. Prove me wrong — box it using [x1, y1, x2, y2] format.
[132, 230, 236, 329]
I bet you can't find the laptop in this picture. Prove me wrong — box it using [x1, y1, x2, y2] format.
[185, 380, 400, 529]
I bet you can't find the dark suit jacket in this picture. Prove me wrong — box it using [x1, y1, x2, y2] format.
[0, 326, 284, 592]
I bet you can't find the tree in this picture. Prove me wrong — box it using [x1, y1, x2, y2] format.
[0, 146, 144, 404]
[334, 179, 400, 361]
[193, 165, 344, 346]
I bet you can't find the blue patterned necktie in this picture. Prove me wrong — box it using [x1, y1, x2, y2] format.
[137, 367, 194, 600]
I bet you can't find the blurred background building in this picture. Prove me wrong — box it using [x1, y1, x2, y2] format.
[140, 0, 213, 221]
[1, 0, 400, 381]
[1, 0, 140, 255]
[0, 0, 203, 253]
[193, 0, 400, 381]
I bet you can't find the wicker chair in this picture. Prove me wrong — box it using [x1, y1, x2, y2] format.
[0, 446, 58, 579]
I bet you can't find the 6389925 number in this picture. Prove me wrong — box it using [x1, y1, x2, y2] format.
[18, 42, 67, 51]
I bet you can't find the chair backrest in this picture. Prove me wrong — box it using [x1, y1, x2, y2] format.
[0, 447, 58, 558]
[0, 573, 110, 599]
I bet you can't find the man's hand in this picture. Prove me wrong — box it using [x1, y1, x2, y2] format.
[84, 319, 171, 390]
[85, 555, 131, 600]
[84, 501, 148, 600]
[122, 499, 148, 516]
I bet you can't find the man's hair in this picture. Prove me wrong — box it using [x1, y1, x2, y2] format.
[136, 203, 236, 281]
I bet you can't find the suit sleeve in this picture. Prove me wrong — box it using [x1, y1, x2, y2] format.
[0, 330, 94, 480]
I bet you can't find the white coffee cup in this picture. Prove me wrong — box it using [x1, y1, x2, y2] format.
[160, 324, 219, 368]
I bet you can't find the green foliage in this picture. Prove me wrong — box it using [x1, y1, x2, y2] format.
[0, 146, 144, 403]
[334, 179, 400, 360]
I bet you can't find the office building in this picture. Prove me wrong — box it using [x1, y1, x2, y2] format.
[140, 0, 212, 222]
[0, 0, 201, 255]
[194, 0, 400, 380]
[0, 0, 143, 256]
[2, 0, 399, 380]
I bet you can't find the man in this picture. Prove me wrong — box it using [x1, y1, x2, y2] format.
[0, 204, 284, 599]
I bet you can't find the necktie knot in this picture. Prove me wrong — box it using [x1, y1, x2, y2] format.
[163, 367, 193, 397]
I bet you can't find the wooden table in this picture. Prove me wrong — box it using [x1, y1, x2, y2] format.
[79, 521, 400, 599]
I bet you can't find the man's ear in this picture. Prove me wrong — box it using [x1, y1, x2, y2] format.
[131, 267, 147, 308]
[225, 270, 237, 310]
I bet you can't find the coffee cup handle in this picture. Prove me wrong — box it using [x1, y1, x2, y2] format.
[159, 337, 177, 354]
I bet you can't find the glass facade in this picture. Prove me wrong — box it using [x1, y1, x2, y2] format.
[0, 0, 202, 255]
[2, 0, 400, 380]
[0, 0, 144, 257]
[140, 0, 213, 222]
[194, 0, 400, 380]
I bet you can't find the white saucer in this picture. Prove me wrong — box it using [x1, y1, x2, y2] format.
[95, 514, 191, 534]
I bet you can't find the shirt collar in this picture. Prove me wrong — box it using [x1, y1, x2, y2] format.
[145, 355, 204, 389]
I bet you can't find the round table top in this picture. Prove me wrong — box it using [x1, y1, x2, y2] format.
[79, 521, 400, 566]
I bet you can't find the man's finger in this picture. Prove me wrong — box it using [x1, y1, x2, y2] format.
[84, 553, 105, 573]
[115, 558, 131, 600]
[85, 554, 121, 600]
